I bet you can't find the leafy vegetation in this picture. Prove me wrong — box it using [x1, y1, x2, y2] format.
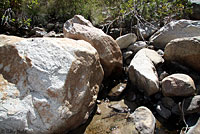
[0, 0, 192, 34]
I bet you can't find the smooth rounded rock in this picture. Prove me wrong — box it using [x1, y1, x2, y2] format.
[63, 15, 123, 78]
[150, 20, 200, 49]
[164, 36, 200, 73]
[128, 48, 163, 96]
[116, 33, 137, 49]
[129, 106, 156, 134]
[162, 74, 196, 97]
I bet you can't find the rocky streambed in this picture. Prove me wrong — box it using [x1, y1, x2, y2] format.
[0, 15, 200, 134]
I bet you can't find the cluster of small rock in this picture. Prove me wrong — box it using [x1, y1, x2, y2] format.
[116, 19, 200, 134]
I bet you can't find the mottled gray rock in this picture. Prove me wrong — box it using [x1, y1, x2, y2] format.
[63, 15, 123, 78]
[164, 36, 200, 73]
[128, 48, 164, 96]
[116, 33, 137, 49]
[0, 35, 104, 134]
[150, 20, 200, 49]
[128, 41, 148, 53]
[162, 74, 196, 97]
[30, 27, 47, 37]
[129, 106, 156, 134]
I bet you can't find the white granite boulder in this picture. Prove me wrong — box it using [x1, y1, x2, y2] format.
[128, 48, 164, 96]
[0, 35, 104, 134]
[150, 20, 200, 49]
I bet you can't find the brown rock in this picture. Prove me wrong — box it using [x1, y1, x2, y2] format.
[164, 36, 200, 72]
[63, 15, 123, 78]
[161, 74, 196, 97]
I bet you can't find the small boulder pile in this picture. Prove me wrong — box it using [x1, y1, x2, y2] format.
[118, 19, 200, 133]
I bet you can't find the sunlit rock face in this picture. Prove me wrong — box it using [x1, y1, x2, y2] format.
[0, 35, 104, 134]
[63, 15, 123, 78]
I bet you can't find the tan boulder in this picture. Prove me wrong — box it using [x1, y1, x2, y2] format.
[116, 33, 137, 49]
[63, 15, 123, 78]
[0, 35, 104, 134]
[164, 36, 200, 72]
[128, 48, 164, 96]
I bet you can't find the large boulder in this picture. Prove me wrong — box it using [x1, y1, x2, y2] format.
[128, 48, 164, 96]
[129, 106, 156, 134]
[0, 35, 104, 134]
[150, 20, 200, 49]
[164, 36, 200, 72]
[161, 74, 196, 97]
[116, 33, 137, 49]
[63, 15, 123, 78]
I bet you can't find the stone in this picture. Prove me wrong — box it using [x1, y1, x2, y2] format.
[187, 118, 200, 134]
[127, 41, 148, 54]
[161, 97, 175, 110]
[123, 51, 133, 60]
[96, 107, 101, 115]
[63, 15, 123, 78]
[128, 48, 164, 96]
[150, 20, 200, 49]
[29, 27, 47, 37]
[159, 71, 169, 81]
[0, 35, 104, 134]
[129, 106, 156, 134]
[161, 74, 196, 97]
[156, 103, 171, 119]
[116, 33, 137, 49]
[109, 99, 128, 113]
[183, 95, 200, 114]
[43, 31, 56, 37]
[108, 83, 126, 98]
[164, 36, 200, 72]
